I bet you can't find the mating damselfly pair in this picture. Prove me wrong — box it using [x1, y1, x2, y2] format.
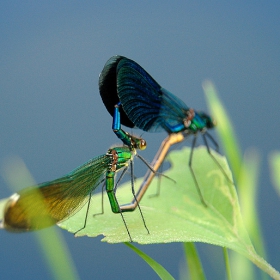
[1, 56, 230, 241]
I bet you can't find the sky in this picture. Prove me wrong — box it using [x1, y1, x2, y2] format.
[0, 1, 280, 279]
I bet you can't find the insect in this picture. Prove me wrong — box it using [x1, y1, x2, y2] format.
[1, 131, 154, 241]
[99, 55, 229, 206]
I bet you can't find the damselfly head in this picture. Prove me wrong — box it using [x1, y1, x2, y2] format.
[198, 112, 216, 129]
[129, 135, 147, 151]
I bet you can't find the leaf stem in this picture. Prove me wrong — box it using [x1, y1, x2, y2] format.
[223, 247, 232, 280]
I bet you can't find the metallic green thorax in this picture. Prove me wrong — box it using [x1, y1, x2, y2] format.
[106, 146, 135, 213]
[107, 146, 133, 172]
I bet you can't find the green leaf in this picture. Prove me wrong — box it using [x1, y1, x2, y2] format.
[203, 80, 242, 179]
[125, 242, 174, 280]
[183, 243, 206, 280]
[269, 151, 280, 197]
[60, 147, 250, 249]
[204, 81, 269, 279]
[59, 146, 280, 279]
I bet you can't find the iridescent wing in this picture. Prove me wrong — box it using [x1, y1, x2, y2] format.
[99, 56, 190, 133]
[3, 154, 110, 231]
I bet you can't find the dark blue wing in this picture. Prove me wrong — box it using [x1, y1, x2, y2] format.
[116, 57, 190, 133]
[99, 56, 135, 128]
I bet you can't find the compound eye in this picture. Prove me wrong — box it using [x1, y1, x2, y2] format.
[139, 139, 147, 150]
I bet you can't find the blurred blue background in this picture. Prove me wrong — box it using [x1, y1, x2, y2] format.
[0, 1, 279, 279]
